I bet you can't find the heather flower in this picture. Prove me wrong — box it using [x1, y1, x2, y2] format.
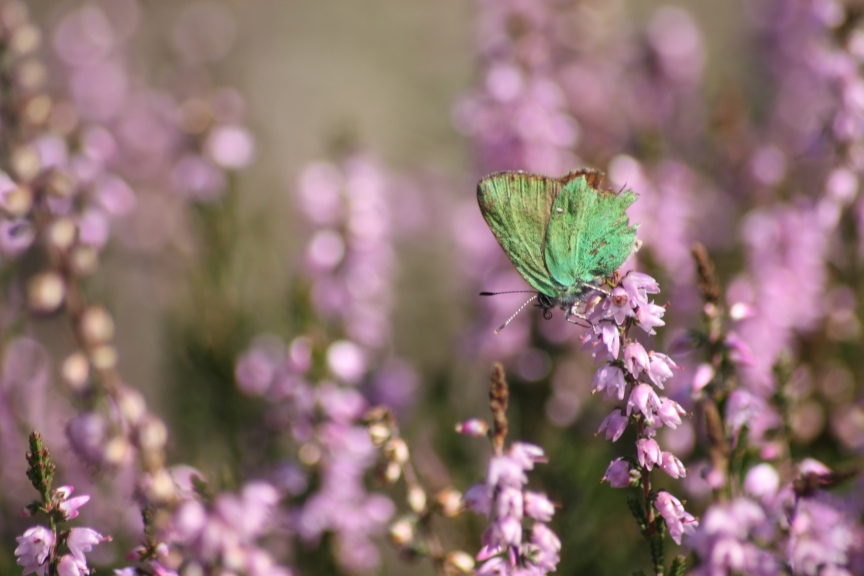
[67, 527, 108, 563]
[14, 525, 53, 576]
[580, 321, 621, 361]
[636, 437, 662, 470]
[624, 341, 650, 376]
[602, 287, 636, 324]
[656, 397, 686, 429]
[626, 383, 662, 423]
[654, 490, 697, 545]
[57, 555, 89, 576]
[687, 498, 779, 576]
[597, 409, 628, 442]
[602, 458, 631, 488]
[592, 364, 627, 401]
[658, 452, 686, 479]
[646, 352, 676, 388]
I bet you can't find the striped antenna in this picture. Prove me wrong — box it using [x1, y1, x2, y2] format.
[494, 294, 538, 334]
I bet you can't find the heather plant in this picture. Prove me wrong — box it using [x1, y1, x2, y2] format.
[2, 1, 864, 575]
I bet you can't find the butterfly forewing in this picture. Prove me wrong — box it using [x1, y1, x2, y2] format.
[543, 176, 638, 287]
[477, 172, 565, 296]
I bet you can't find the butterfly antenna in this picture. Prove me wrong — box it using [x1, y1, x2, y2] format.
[494, 294, 538, 334]
[480, 290, 537, 296]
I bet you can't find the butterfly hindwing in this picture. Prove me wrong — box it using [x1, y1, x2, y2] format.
[477, 171, 565, 296]
[543, 175, 638, 288]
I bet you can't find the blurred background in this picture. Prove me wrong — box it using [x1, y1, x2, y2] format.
[2, 0, 862, 574]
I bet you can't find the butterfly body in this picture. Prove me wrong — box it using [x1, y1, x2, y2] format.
[477, 168, 639, 319]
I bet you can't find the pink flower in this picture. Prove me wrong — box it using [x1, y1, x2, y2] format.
[622, 271, 660, 303]
[654, 491, 698, 545]
[602, 458, 632, 488]
[524, 491, 555, 522]
[627, 383, 662, 423]
[58, 495, 90, 520]
[67, 527, 108, 563]
[597, 409, 628, 442]
[646, 352, 677, 388]
[624, 341, 650, 377]
[659, 452, 687, 478]
[581, 321, 621, 362]
[636, 302, 667, 334]
[592, 364, 627, 401]
[57, 554, 88, 576]
[657, 397, 686, 429]
[601, 287, 636, 324]
[637, 438, 662, 470]
[14, 525, 54, 576]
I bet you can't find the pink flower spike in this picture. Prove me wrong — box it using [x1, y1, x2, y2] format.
[602, 458, 631, 488]
[597, 409, 628, 442]
[622, 271, 660, 303]
[67, 527, 109, 563]
[59, 495, 90, 520]
[659, 452, 687, 478]
[636, 438, 662, 470]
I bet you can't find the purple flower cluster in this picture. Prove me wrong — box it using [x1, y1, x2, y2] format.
[464, 442, 560, 575]
[687, 459, 864, 575]
[587, 271, 697, 544]
[235, 334, 396, 573]
[230, 152, 423, 572]
[163, 480, 290, 576]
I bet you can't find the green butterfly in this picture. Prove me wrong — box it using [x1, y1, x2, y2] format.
[477, 168, 639, 327]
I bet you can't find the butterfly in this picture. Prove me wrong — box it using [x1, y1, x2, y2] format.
[477, 168, 639, 328]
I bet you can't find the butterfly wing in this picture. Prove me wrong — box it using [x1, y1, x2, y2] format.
[543, 173, 638, 288]
[477, 171, 568, 296]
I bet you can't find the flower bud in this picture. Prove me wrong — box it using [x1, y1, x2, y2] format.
[407, 485, 426, 514]
[27, 271, 65, 313]
[435, 488, 462, 518]
[45, 170, 76, 198]
[10, 23, 40, 55]
[90, 344, 117, 370]
[0, 183, 33, 217]
[104, 435, 132, 466]
[454, 418, 488, 437]
[69, 245, 98, 276]
[388, 516, 414, 547]
[444, 551, 475, 574]
[383, 461, 401, 484]
[80, 306, 114, 345]
[138, 417, 168, 452]
[118, 387, 147, 426]
[46, 217, 76, 251]
[61, 352, 90, 391]
[24, 94, 51, 127]
[367, 421, 390, 446]
[383, 437, 409, 464]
